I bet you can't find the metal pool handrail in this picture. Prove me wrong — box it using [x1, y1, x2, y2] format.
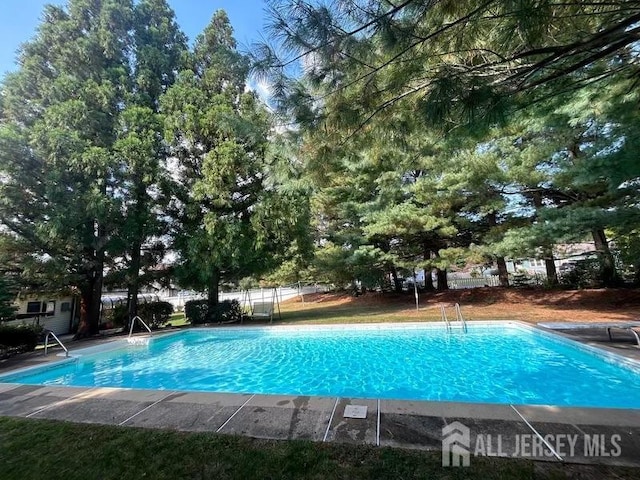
[128, 315, 152, 339]
[440, 305, 451, 332]
[44, 330, 69, 357]
[455, 303, 468, 333]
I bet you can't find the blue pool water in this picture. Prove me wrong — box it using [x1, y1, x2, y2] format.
[3, 324, 640, 408]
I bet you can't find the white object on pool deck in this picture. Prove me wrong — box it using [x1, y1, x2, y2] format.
[344, 405, 368, 419]
[538, 321, 640, 348]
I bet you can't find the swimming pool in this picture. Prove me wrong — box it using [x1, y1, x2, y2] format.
[3, 322, 640, 408]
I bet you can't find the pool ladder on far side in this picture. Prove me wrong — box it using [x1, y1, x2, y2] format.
[441, 303, 468, 333]
[127, 315, 153, 344]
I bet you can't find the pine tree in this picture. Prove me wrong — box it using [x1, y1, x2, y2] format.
[0, 276, 17, 322]
[257, 1, 640, 133]
[0, 0, 134, 336]
[117, 0, 187, 323]
[256, 0, 640, 290]
[162, 11, 300, 320]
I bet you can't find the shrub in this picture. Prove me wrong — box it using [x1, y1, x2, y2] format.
[185, 300, 208, 324]
[0, 324, 43, 355]
[214, 300, 242, 323]
[559, 258, 603, 289]
[509, 271, 546, 288]
[139, 301, 173, 328]
[102, 304, 128, 329]
[102, 301, 174, 330]
[185, 299, 242, 324]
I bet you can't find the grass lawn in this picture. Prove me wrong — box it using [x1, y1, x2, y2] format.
[1, 417, 637, 480]
[277, 296, 431, 324]
[272, 288, 640, 325]
[166, 288, 640, 328]
[168, 312, 189, 327]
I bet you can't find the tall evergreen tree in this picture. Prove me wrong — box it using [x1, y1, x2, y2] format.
[163, 11, 300, 320]
[0, 0, 134, 336]
[256, 0, 640, 290]
[117, 0, 187, 322]
[0, 0, 191, 335]
[257, 0, 640, 133]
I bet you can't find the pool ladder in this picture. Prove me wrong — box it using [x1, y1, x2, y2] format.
[44, 330, 69, 357]
[441, 303, 467, 333]
[128, 315, 152, 341]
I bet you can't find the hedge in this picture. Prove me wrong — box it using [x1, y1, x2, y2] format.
[102, 301, 174, 330]
[0, 324, 43, 356]
[140, 301, 174, 328]
[185, 299, 242, 324]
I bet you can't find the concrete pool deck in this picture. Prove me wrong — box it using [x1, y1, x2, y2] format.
[1, 323, 640, 467]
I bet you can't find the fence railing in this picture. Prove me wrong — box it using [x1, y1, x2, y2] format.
[162, 285, 326, 311]
[121, 272, 548, 315]
[444, 275, 501, 289]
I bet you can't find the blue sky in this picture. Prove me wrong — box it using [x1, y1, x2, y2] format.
[0, 0, 269, 79]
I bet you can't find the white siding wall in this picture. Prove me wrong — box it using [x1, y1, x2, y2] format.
[8, 296, 75, 335]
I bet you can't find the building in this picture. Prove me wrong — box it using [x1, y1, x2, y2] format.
[5, 294, 78, 335]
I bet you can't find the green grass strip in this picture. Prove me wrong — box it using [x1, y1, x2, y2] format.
[1, 417, 638, 479]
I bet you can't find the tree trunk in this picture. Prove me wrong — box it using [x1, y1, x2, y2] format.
[423, 242, 434, 291]
[436, 268, 448, 291]
[206, 270, 220, 323]
[127, 176, 148, 329]
[592, 229, 619, 287]
[543, 246, 558, 286]
[487, 212, 510, 287]
[496, 256, 510, 287]
[75, 268, 104, 338]
[76, 285, 93, 337]
[75, 222, 105, 338]
[530, 192, 558, 286]
[126, 240, 142, 328]
[89, 265, 104, 330]
[424, 268, 434, 291]
[389, 265, 403, 293]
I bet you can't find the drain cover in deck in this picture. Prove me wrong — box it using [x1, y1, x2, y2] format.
[343, 405, 368, 419]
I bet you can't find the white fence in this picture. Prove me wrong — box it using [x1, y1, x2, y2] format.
[163, 277, 511, 309]
[124, 275, 527, 313]
[163, 285, 327, 311]
[445, 275, 501, 289]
